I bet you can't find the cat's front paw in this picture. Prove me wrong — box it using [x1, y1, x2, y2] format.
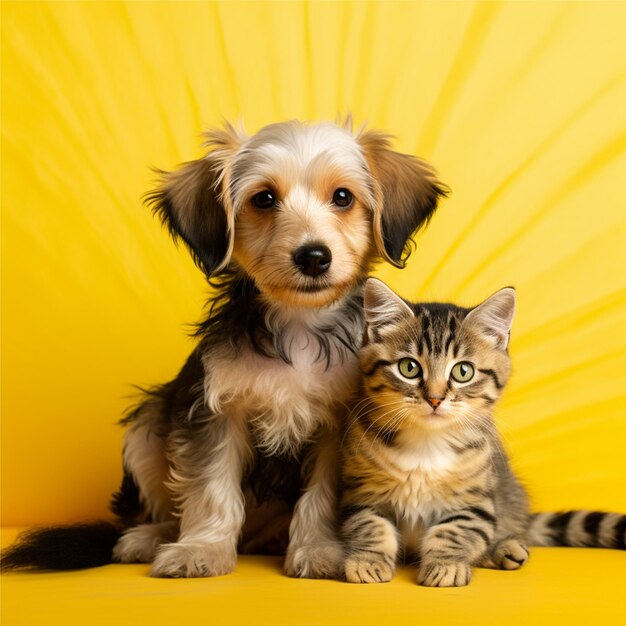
[344, 552, 394, 583]
[489, 539, 529, 570]
[151, 540, 236, 578]
[418, 561, 472, 587]
[284, 541, 343, 579]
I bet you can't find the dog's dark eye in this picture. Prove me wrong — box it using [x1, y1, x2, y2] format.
[332, 188, 353, 209]
[252, 191, 277, 210]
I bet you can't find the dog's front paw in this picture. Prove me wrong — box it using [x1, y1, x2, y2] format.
[344, 552, 394, 583]
[113, 522, 178, 564]
[284, 541, 343, 579]
[151, 540, 236, 578]
[418, 561, 472, 587]
[113, 526, 160, 564]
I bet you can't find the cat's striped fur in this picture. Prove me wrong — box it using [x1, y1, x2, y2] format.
[339, 278, 625, 587]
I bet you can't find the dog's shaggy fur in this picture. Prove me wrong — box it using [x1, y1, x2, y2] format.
[2, 119, 447, 578]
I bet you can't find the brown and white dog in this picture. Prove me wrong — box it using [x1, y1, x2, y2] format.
[2, 119, 447, 578]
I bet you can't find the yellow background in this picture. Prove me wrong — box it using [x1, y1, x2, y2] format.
[2, 0, 626, 532]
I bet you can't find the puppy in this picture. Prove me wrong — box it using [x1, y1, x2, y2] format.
[2, 119, 446, 579]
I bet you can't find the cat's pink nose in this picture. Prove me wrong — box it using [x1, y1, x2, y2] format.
[427, 397, 443, 409]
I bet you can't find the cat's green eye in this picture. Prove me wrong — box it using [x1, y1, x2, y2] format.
[398, 358, 422, 379]
[450, 361, 475, 383]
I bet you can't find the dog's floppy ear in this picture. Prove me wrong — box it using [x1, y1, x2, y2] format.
[145, 124, 245, 276]
[358, 130, 448, 268]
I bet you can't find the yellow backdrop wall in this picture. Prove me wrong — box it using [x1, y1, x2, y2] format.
[2, 1, 625, 526]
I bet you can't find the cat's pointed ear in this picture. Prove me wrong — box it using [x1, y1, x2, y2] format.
[364, 278, 414, 331]
[464, 287, 516, 350]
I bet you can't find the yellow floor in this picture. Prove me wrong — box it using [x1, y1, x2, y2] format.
[2, 529, 625, 626]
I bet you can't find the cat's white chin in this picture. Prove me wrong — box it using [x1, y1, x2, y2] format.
[416, 410, 453, 429]
[403, 404, 454, 430]
[422, 406, 449, 418]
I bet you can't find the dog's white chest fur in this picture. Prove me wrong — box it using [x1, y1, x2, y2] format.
[203, 322, 359, 454]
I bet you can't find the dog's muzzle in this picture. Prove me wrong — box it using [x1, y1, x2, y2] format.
[293, 244, 332, 277]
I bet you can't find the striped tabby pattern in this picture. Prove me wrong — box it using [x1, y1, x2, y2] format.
[340, 278, 625, 587]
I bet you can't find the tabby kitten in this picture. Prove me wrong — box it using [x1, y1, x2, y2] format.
[340, 278, 625, 587]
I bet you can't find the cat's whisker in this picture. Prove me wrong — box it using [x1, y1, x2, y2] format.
[343, 398, 406, 435]
[353, 404, 408, 453]
[351, 401, 410, 452]
[365, 409, 411, 455]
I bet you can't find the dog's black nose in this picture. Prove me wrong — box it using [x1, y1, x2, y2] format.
[293, 244, 332, 277]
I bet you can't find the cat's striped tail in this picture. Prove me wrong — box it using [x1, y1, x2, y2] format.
[527, 511, 626, 549]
